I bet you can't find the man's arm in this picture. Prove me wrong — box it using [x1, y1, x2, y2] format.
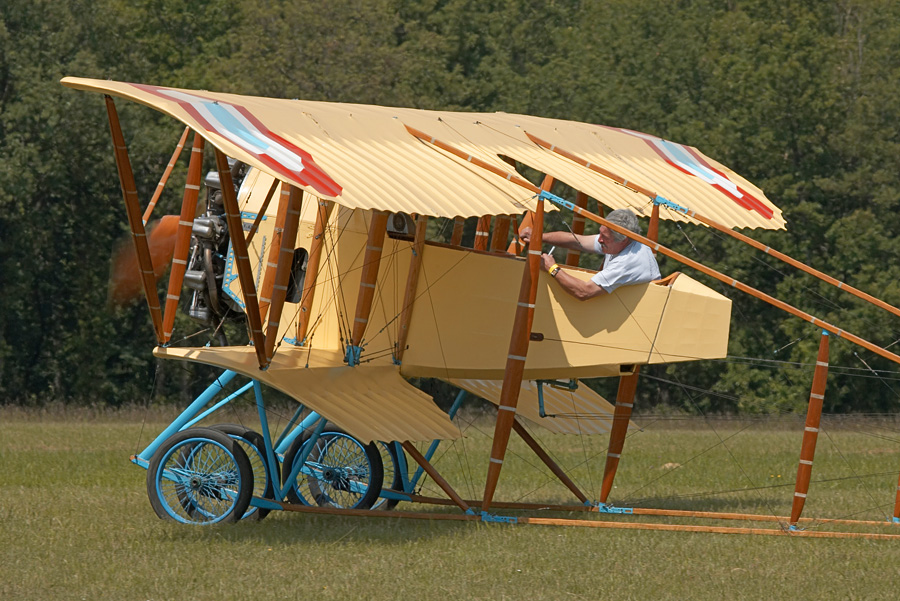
[540, 253, 607, 300]
[521, 229, 596, 253]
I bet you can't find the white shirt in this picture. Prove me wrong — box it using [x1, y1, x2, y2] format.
[590, 238, 661, 293]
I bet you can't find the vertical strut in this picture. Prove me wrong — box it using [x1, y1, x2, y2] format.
[564, 191, 590, 267]
[599, 369, 640, 503]
[297, 199, 334, 345]
[450, 217, 465, 246]
[490, 215, 511, 252]
[474, 215, 491, 251]
[258, 183, 292, 322]
[162, 132, 204, 343]
[790, 330, 830, 526]
[507, 175, 553, 256]
[348, 210, 389, 364]
[647, 204, 660, 253]
[482, 199, 545, 512]
[395, 215, 428, 363]
[263, 186, 303, 362]
[105, 95, 164, 344]
[214, 148, 267, 367]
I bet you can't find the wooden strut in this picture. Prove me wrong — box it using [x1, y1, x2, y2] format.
[511, 418, 588, 503]
[399, 494, 899, 527]
[401, 441, 470, 512]
[349, 210, 389, 357]
[142, 125, 190, 225]
[272, 501, 900, 541]
[894, 465, 900, 522]
[647, 203, 660, 253]
[162, 132, 204, 343]
[245, 178, 280, 246]
[105, 95, 164, 344]
[525, 132, 900, 321]
[450, 216, 465, 246]
[600, 368, 640, 503]
[474, 215, 491, 251]
[564, 191, 590, 266]
[790, 330, 830, 525]
[598, 201, 660, 503]
[214, 148, 267, 367]
[297, 199, 335, 345]
[490, 215, 511, 253]
[508, 175, 554, 255]
[258, 183, 292, 322]
[482, 199, 545, 512]
[395, 215, 428, 363]
[263, 186, 303, 363]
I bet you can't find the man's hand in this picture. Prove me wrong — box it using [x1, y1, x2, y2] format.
[520, 227, 532, 244]
[540, 253, 556, 272]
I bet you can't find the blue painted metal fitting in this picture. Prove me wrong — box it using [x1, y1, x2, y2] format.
[892, 516, 900, 524]
[595, 502, 633, 514]
[345, 345, 362, 366]
[652, 195, 689, 214]
[480, 511, 518, 524]
[788, 524, 803, 532]
[537, 190, 574, 211]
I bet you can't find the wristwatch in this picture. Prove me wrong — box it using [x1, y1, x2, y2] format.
[549, 264, 561, 278]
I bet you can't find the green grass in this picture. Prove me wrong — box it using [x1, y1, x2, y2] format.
[3, 410, 900, 600]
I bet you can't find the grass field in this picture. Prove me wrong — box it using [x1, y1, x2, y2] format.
[3, 407, 900, 600]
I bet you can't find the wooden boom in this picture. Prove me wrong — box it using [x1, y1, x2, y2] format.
[526, 132, 900, 321]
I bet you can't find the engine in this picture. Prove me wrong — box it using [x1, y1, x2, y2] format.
[182, 159, 246, 344]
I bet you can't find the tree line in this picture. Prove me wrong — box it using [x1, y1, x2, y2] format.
[2, 0, 900, 413]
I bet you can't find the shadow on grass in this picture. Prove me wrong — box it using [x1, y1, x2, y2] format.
[154, 507, 479, 546]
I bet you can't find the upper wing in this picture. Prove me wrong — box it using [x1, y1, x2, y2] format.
[61, 77, 783, 229]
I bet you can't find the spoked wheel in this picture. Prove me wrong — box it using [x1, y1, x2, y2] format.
[146, 427, 253, 524]
[282, 426, 383, 510]
[209, 424, 278, 521]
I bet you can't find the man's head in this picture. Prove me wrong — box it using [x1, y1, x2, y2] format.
[597, 209, 641, 254]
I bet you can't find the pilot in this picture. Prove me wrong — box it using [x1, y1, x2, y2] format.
[520, 208, 660, 300]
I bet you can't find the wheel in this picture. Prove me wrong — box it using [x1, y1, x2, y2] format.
[146, 427, 253, 524]
[209, 424, 278, 521]
[371, 441, 403, 510]
[282, 426, 383, 510]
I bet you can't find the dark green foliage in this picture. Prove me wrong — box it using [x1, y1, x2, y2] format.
[2, 0, 900, 413]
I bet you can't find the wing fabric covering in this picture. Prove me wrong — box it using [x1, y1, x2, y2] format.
[61, 77, 783, 230]
[154, 346, 459, 443]
[448, 378, 638, 434]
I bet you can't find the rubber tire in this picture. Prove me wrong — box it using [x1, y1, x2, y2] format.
[371, 441, 403, 510]
[209, 424, 278, 521]
[146, 427, 253, 524]
[282, 426, 383, 510]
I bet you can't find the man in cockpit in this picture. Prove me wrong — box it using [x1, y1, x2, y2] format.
[520, 208, 660, 300]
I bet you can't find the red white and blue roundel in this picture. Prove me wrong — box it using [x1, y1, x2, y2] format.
[615, 128, 773, 220]
[135, 84, 342, 198]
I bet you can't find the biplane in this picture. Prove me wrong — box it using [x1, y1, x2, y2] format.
[61, 76, 900, 539]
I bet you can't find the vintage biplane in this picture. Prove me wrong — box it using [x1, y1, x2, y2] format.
[61, 76, 900, 539]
